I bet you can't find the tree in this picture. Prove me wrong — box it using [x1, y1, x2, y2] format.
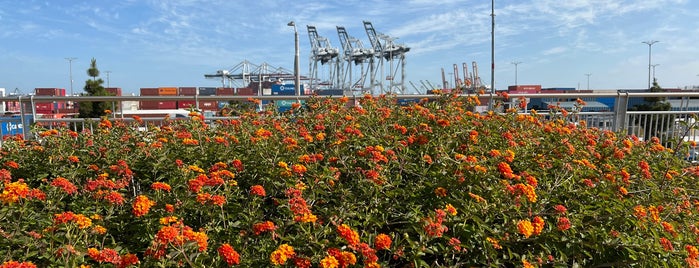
[78, 58, 111, 118]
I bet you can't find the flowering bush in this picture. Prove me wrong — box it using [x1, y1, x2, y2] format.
[1, 93, 699, 267]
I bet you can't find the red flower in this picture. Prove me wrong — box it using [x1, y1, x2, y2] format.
[50, 177, 78, 195]
[337, 224, 360, 246]
[250, 185, 266, 197]
[218, 243, 241, 266]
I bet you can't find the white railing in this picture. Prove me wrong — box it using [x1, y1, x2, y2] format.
[1, 92, 698, 147]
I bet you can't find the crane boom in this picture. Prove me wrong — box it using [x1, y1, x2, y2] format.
[363, 21, 383, 56]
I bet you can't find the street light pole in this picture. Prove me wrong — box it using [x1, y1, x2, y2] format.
[585, 73, 591, 90]
[288, 21, 301, 96]
[65, 57, 77, 96]
[642, 40, 658, 89]
[511, 61, 522, 86]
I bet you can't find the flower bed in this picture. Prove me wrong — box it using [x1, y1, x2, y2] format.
[1, 94, 699, 267]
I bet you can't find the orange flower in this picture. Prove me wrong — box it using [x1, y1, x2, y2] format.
[374, 233, 392, 250]
[132, 195, 155, 217]
[218, 243, 241, 266]
[688, 244, 699, 259]
[337, 224, 360, 246]
[252, 221, 276, 235]
[1, 180, 30, 204]
[250, 185, 266, 197]
[660, 237, 674, 251]
[67, 155, 80, 163]
[445, 204, 457, 216]
[434, 187, 447, 197]
[487, 237, 502, 249]
[517, 220, 534, 238]
[0, 261, 37, 268]
[151, 182, 171, 192]
[320, 255, 339, 268]
[270, 244, 295, 265]
[532, 216, 545, 235]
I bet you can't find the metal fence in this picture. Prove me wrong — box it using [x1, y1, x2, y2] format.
[2, 92, 699, 147]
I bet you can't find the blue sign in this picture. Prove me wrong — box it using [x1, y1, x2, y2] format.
[0, 119, 26, 136]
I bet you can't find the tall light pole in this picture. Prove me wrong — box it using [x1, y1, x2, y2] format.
[642, 40, 658, 89]
[65, 57, 77, 96]
[288, 21, 301, 96]
[490, 0, 495, 93]
[105, 71, 112, 88]
[511, 61, 522, 86]
[585, 73, 591, 90]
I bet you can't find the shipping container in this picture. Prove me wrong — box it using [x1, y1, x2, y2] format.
[35, 88, 65, 96]
[216, 88, 235, 96]
[237, 88, 256, 96]
[275, 99, 305, 108]
[199, 101, 218, 111]
[316, 89, 344, 96]
[507, 85, 542, 92]
[198, 87, 217, 96]
[105, 87, 122, 96]
[179, 87, 197, 96]
[140, 101, 177, 110]
[140, 88, 160, 96]
[178, 101, 197, 109]
[158, 87, 178, 96]
[272, 84, 301, 95]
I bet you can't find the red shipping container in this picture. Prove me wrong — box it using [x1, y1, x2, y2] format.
[507, 85, 541, 92]
[61, 88, 66, 96]
[140, 88, 159, 96]
[35, 88, 63, 96]
[178, 101, 197, 109]
[237, 88, 255, 96]
[216, 87, 235, 96]
[105, 87, 122, 96]
[140, 101, 177, 109]
[179, 87, 197, 96]
[35, 102, 53, 110]
[198, 101, 218, 111]
[158, 87, 178, 96]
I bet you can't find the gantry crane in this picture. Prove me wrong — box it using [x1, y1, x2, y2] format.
[307, 25, 340, 92]
[363, 21, 410, 95]
[337, 26, 374, 94]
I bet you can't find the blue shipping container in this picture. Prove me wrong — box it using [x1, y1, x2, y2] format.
[272, 84, 303, 94]
[198, 87, 217, 96]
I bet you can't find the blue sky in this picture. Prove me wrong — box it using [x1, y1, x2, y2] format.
[1, 0, 698, 95]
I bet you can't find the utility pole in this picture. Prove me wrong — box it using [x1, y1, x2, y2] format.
[642, 40, 659, 89]
[65, 57, 77, 96]
[105, 71, 112, 88]
[585, 73, 591, 90]
[511, 61, 522, 86]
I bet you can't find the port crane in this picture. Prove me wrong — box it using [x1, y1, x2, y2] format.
[307, 25, 340, 92]
[363, 21, 409, 95]
[337, 26, 374, 94]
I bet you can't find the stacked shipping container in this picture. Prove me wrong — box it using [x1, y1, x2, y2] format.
[140, 87, 177, 109]
[34, 88, 66, 114]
